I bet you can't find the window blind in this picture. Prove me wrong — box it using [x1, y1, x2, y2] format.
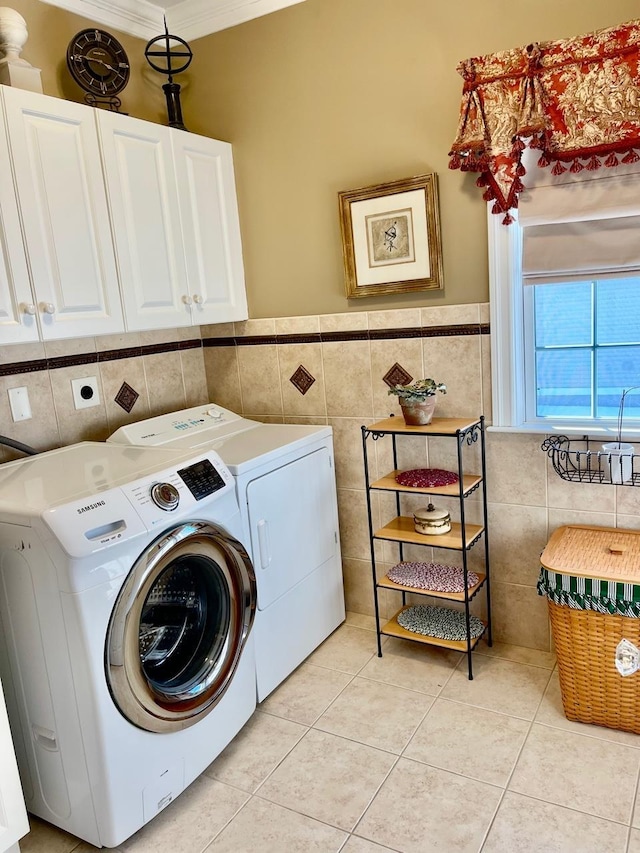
[522, 215, 640, 284]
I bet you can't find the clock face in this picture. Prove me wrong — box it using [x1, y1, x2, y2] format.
[67, 29, 130, 97]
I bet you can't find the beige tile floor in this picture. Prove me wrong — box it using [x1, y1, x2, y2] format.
[19, 613, 640, 853]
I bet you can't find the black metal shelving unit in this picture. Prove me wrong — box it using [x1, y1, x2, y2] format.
[361, 414, 492, 680]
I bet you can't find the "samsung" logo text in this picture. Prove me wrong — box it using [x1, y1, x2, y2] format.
[77, 501, 106, 514]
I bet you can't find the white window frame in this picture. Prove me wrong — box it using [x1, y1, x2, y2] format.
[487, 206, 640, 438]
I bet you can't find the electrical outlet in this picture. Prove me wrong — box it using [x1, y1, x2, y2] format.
[71, 376, 100, 410]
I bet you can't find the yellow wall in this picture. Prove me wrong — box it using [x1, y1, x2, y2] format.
[8, 0, 640, 318]
[184, 0, 640, 317]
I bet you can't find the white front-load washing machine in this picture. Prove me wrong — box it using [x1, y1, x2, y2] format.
[109, 403, 345, 700]
[0, 442, 256, 848]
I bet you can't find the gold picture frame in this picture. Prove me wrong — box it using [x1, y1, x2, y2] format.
[338, 173, 443, 298]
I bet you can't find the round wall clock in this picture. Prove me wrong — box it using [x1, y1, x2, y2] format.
[66, 28, 130, 99]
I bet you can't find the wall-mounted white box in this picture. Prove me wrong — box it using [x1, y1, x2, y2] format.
[8, 387, 31, 422]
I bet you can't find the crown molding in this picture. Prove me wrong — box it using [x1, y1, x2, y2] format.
[37, 0, 306, 41]
[38, 0, 164, 40]
[166, 0, 306, 42]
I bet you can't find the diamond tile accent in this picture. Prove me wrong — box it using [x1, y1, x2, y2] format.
[290, 365, 316, 395]
[114, 381, 139, 413]
[383, 362, 413, 388]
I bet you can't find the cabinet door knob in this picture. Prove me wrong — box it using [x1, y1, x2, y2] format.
[192, 293, 203, 305]
[41, 302, 56, 315]
[182, 294, 193, 305]
[22, 303, 37, 316]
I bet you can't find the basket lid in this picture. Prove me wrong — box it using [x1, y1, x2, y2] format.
[541, 524, 640, 584]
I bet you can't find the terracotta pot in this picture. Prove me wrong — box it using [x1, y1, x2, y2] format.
[399, 396, 437, 425]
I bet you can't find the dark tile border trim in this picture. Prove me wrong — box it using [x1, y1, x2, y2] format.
[0, 323, 489, 379]
[204, 323, 490, 347]
[0, 338, 203, 378]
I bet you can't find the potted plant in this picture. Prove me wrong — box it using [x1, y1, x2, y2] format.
[388, 378, 447, 425]
[602, 385, 640, 483]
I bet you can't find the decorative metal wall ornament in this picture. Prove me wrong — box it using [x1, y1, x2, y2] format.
[144, 17, 192, 131]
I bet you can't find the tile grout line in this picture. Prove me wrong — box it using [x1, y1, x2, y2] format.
[624, 741, 640, 853]
[346, 644, 467, 844]
[250, 638, 437, 841]
[477, 664, 554, 851]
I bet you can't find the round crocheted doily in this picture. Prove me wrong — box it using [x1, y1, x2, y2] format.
[387, 561, 479, 592]
[395, 468, 459, 488]
[397, 605, 485, 641]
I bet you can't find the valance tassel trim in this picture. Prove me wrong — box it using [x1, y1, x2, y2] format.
[448, 18, 640, 224]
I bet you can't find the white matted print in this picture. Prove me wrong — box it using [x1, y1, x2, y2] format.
[366, 206, 416, 267]
[339, 174, 443, 298]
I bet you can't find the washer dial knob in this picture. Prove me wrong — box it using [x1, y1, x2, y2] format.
[150, 482, 180, 511]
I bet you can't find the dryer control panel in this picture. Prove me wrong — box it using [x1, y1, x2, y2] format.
[108, 403, 259, 449]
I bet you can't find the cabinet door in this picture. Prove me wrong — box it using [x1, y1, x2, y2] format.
[0, 677, 28, 852]
[0, 102, 38, 344]
[96, 111, 190, 331]
[172, 132, 248, 323]
[1, 88, 124, 341]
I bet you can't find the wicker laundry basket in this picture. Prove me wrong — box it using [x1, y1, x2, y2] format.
[539, 524, 640, 734]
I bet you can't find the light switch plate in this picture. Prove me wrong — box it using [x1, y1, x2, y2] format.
[71, 376, 100, 410]
[8, 386, 32, 422]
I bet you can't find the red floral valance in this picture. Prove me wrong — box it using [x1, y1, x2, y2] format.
[449, 19, 640, 223]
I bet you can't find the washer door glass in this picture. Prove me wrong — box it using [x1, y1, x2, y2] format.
[106, 521, 255, 733]
[140, 554, 229, 697]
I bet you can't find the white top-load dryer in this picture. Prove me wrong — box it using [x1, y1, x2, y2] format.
[0, 442, 256, 848]
[109, 404, 345, 700]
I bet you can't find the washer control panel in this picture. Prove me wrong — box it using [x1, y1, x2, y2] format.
[177, 458, 226, 500]
[39, 449, 236, 558]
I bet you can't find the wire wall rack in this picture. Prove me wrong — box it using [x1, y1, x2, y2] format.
[542, 435, 640, 486]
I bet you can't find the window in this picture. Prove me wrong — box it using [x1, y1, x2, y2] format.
[488, 164, 640, 435]
[527, 278, 640, 422]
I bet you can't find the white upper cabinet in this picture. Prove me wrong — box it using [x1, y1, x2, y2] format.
[172, 132, 248, 324]
[0, 88, 248, 343]
[1, 88, 124, 341]
[0, 98, 37, 345]
[97, 110, 248, 331]
[96, 110, 191, 331]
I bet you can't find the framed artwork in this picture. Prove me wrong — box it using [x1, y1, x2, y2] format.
[338, 173, 444, 298]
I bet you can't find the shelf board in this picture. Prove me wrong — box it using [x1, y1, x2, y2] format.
[368, 416, 481, 436]
[374, 516, 484, 550]
[378, 572, 486, 601]
[381, 606, 487, 651]
[371, 470, 482, 497]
